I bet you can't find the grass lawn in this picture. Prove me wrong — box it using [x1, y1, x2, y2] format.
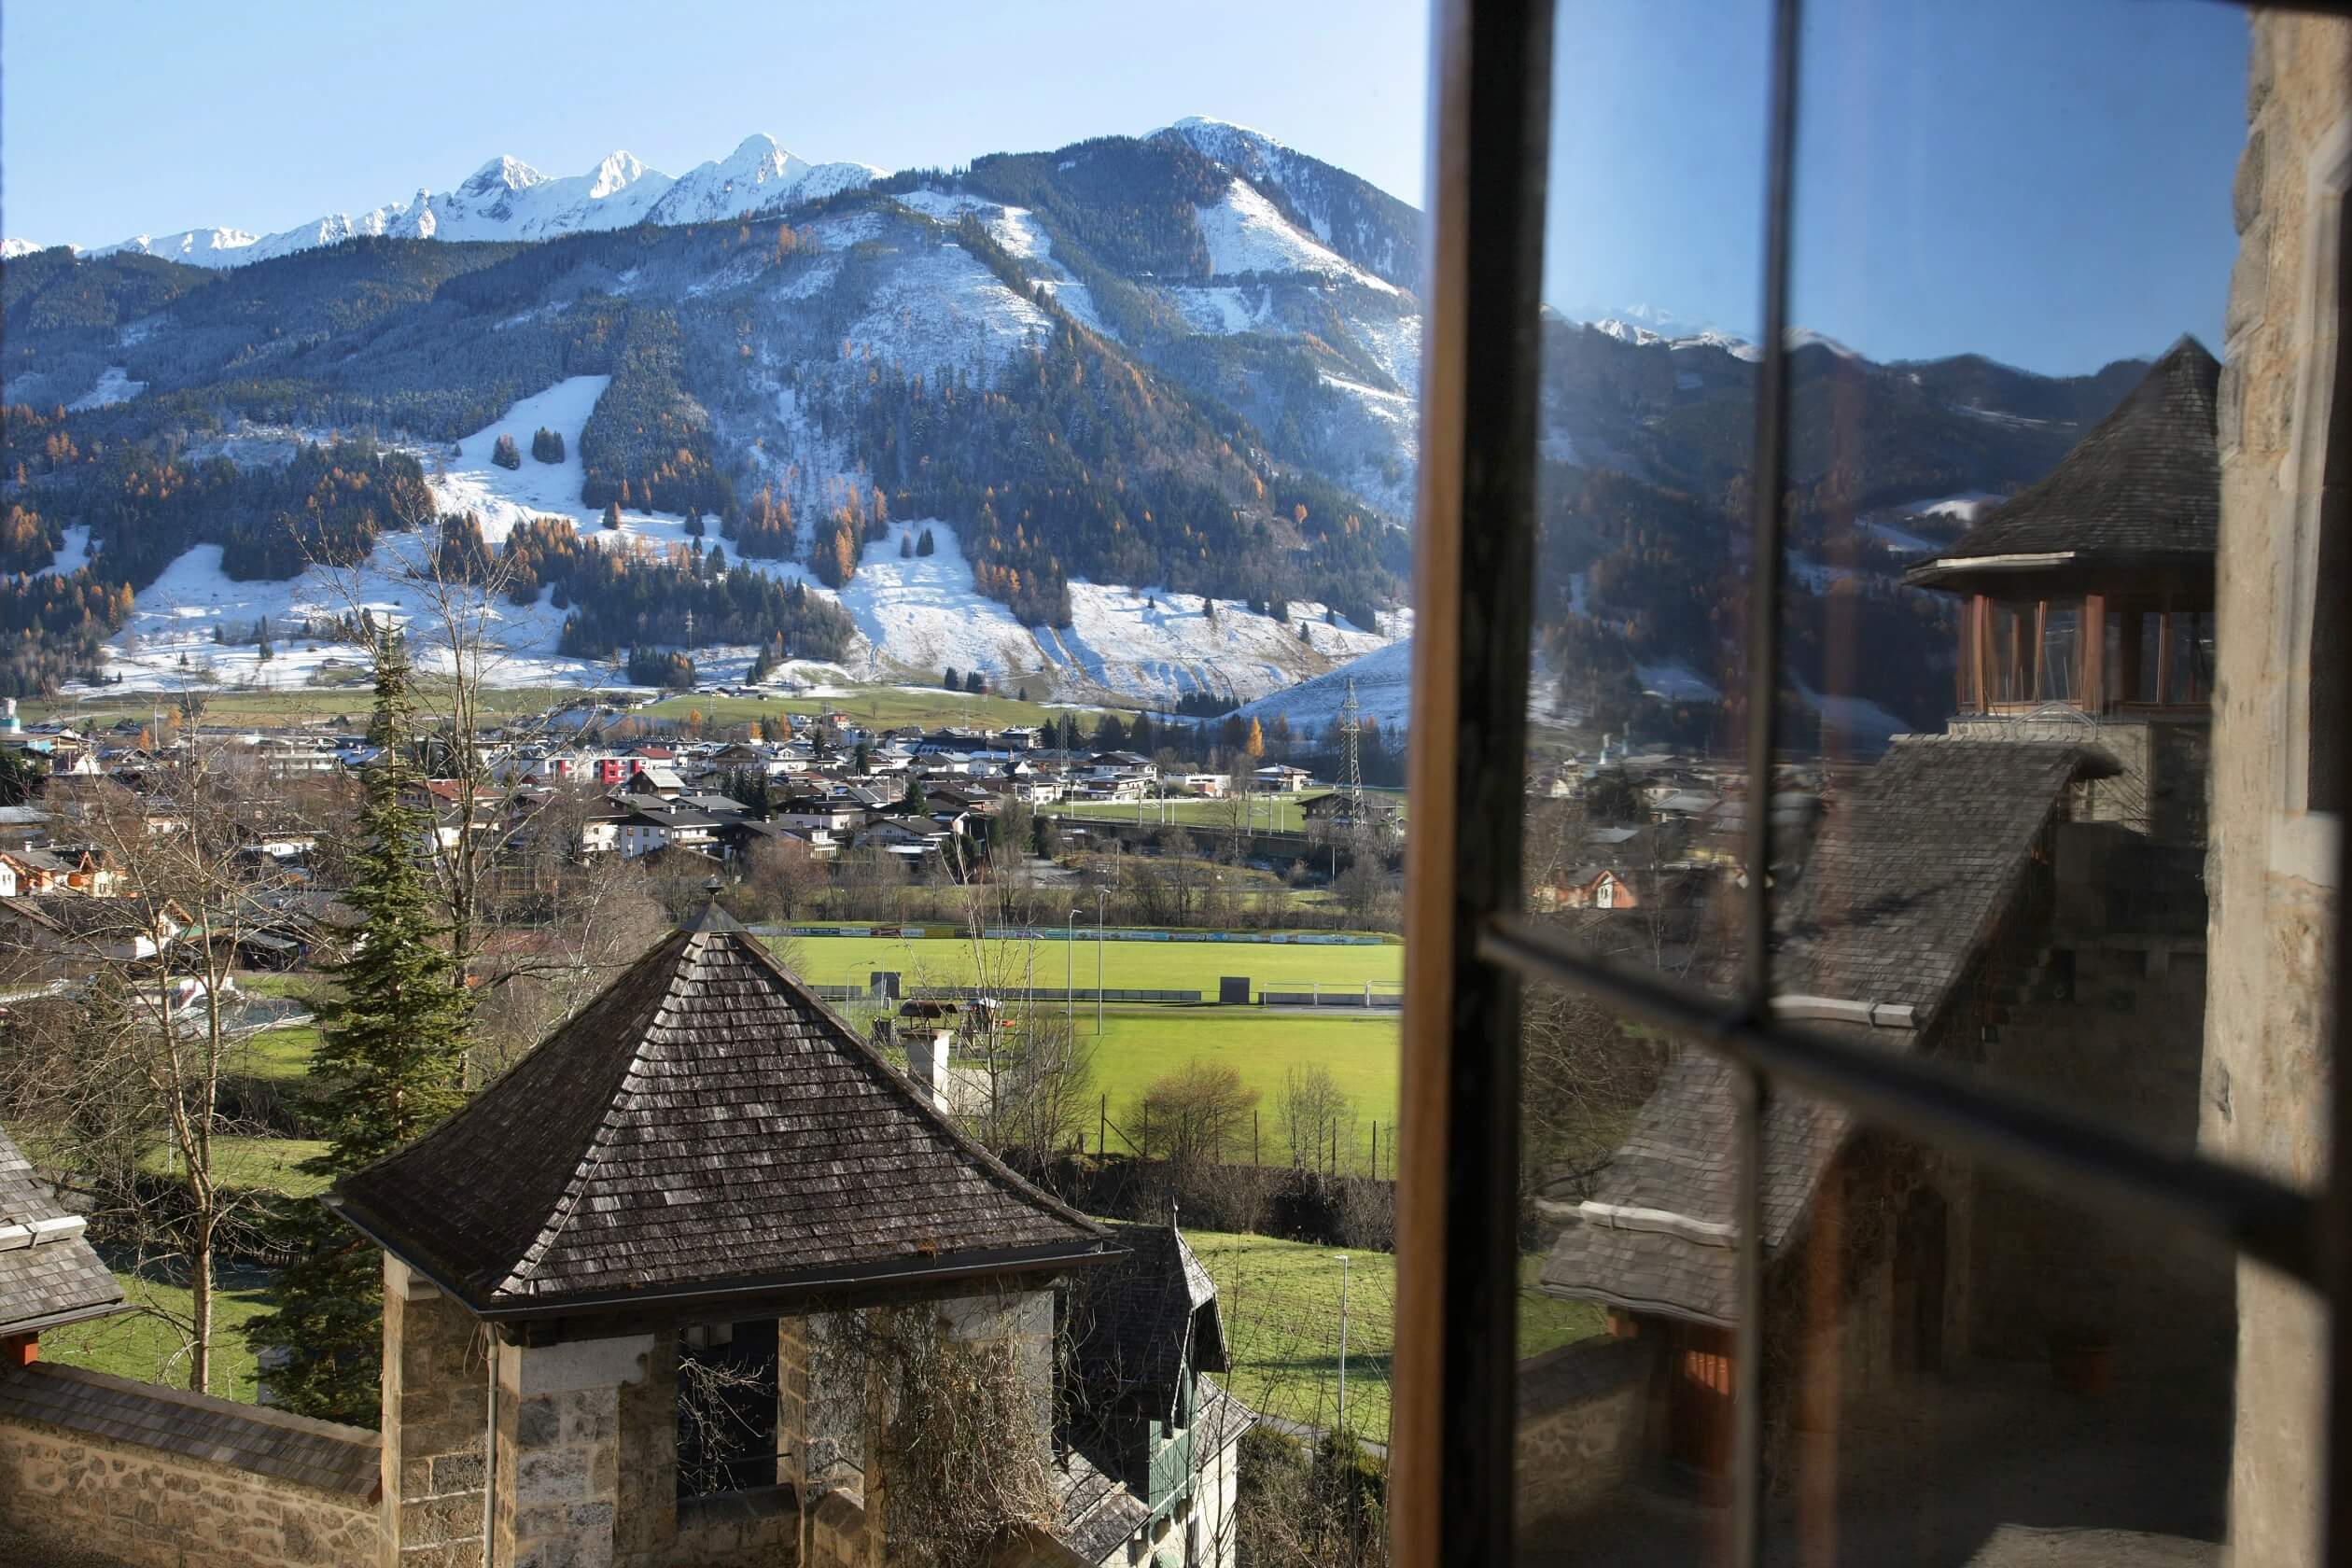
[1179, 1226, 1603, 1438]
[1086, 1012, 1399, 1165]
[232, 1021, 322, 1083]
[141, 1137, 331, 1197]
[771, 932, 1400, 998]
[23, 684, 581, 732]
[40, 1256, 276, 1404]
[1046, 787, 1405, 836]
[642, 686, 1079, 733]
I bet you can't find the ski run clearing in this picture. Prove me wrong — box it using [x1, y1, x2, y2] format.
[91, 375, 1405, 703]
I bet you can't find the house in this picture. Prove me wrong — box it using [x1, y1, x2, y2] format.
[0, 894, 189, 966]
[0, 1120, 125, 1368]
[314, 907, 1250, 1567]
[1252, 764, 1313, 793]
[1541, 865, 1640, 912]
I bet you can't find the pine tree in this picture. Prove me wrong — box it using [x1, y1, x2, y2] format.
[603, 500, 623, 530]
[684, 509, 705, 539]
[491, 433, 522, 470]
[945, 665, 960, 691]
[966, 669, 987, 694]
[916, 527, 936, 557]
[899, 535, 914, 559]
[245, 627, 471, 1424]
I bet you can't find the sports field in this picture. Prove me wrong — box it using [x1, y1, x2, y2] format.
[1086, 1012, 1399, 1163]
[1044, 787, 1406, 836]
[771, 932, 1401, 997]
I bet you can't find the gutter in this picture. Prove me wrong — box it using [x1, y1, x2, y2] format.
[326, 1196, 1125, 1323]
[1771, 994, 1917, 1029]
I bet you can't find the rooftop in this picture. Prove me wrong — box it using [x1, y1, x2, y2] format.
[331, 920, 1117, 1319]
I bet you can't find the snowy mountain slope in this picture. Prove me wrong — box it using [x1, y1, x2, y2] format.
[79, 134, 878, 271]
[0, 239, 44, 259]
[1152, 116, 1422, 288]
[1232, 636, 1416, 734]
[95, 377, 1403, 701]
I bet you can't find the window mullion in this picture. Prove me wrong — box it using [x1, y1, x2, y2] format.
[1733, 2, 1806, 1563]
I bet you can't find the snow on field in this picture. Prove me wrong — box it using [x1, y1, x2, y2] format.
[67, 367, 147, 411]
[1637, 661, 1722, 702]
[1234, 637, 1416, 733]
[430, 376, 610, 540]
[848, 240, 1054, 374]
[1196, 179, 1399, 292]
[1169, 286, 1274, 336]
[1041, 581, 1393, 706]
[830, 524, 1043, 683]
[41, 526, 91, 579]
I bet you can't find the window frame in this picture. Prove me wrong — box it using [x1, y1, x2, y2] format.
[1391, 3, 2352, 1565]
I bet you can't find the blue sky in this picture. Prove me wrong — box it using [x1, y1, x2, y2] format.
[1547, 0, 2249, 372]
[7, 0, 2247, 376]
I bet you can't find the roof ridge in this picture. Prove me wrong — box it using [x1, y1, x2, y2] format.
[497, 930, 705, 1296]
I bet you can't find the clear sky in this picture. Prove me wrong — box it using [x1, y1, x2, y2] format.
[1547, 0, 2249, 373]
[7, 0, 2248, 377]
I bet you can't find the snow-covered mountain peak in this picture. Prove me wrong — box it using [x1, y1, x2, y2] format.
[1, 238, 53, 259]
[461, 155, 545, 197]
[585, 150, 651, 198]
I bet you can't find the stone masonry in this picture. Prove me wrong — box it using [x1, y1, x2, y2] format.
[2205, 11, 2350, 1568]
[0, 1364, 381, 1568]
[383, 1257, 491, 1568]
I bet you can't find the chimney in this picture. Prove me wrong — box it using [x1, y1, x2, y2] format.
[903, 1027, 951, 1107]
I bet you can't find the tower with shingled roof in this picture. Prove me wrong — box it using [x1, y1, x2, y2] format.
[329, 902, 1127, 1568]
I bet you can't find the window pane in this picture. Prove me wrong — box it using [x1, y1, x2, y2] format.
[1518, 987, 1744, 1565]
[1757, 2, 2258, 1561]
[1523, 0, 1772, 1007]
[1513, 2, 1772, 1549]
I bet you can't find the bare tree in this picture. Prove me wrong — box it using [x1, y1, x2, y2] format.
[1133, 1061, 1258, 1171]
[1274, 1062, 1355, 1172]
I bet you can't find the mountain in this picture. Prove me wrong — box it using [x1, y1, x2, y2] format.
[75, 135, 885, 272]
[0, 119, 2154, 739]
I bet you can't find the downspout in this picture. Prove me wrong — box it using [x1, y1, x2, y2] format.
[483, 1329, 498, 1568]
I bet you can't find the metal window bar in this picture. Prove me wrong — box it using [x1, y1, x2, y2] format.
[1397, 1, 2352, 1566]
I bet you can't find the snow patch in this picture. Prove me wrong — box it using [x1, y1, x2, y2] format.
[67, 367, 146, 411]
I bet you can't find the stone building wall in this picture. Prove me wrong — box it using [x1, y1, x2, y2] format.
[0, 1363, 381, 1568]
[1512, 1337, 1650, 1537]
[382, 1257, 490, 1568]
[2205, 11, 2350, 1567]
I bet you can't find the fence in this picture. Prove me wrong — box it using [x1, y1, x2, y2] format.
[763, 923, 1392, 947]
[813, 984, 1204, 1004]
[1259, 983, 1407, 1010]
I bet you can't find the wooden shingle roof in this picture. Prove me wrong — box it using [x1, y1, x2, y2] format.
[330, 924, 1115, 1318]
[0, 1123, 123, 1336]
[1070, 1224, 1225, 1423]
[1906, 337, 2219, 593]
[1543, 737, 2109, 1325]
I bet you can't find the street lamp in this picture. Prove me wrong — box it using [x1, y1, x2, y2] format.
[1332, 1253, 1351, 1435]
[1068, 907, 1081, 1040]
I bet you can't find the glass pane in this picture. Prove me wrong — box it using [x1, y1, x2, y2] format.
[1516, 5, 1771, 1552]
[1758, 3, 2276, 1563]
[1518, 987, 1745, 1565]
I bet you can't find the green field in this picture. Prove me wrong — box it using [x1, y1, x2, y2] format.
[41, 1258, 275, 1404]
[1046, 787, 1405, 836]
[1183, 1226, 1603, 1437]
[773, 932, 1400, 997]
[141, 1137, 330, 1197]
[1087, 1013, 1399, 1164]
[642, 685, 1084, 733]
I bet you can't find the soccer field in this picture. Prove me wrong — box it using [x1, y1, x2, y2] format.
[1087, 1012, 1400, 1164]
[770, 931, 1401, 997]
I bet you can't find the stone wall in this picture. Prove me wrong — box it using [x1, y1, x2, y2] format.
[2205, 11, 2350, 1567]
[382, 1257, 489, 1568]
[1512, 1337, 1650, 1536]
[0, 1363, 381, 1568]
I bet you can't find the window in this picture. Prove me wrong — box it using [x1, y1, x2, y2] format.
[675, 1319, 780, 1499]
[1393, 5, 2349, 1567]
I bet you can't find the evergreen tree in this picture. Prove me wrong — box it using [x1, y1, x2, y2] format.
[603, 500, 623, 530]
[853, 739, 871, 774]
[965, 669, 987, 695]
[916, 527, 936, 557]
[245, 627, 471, 1424]
[944, 665, 960, 692]
[491, 433, 522, 470]
[900, 535, 914, 559]
[683, 509, 705, 539]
